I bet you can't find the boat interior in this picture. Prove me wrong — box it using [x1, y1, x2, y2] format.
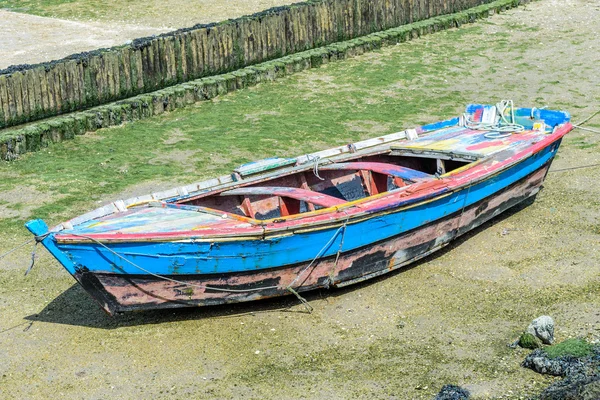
[176, 152, 472, 220]
[173, 116, 561, 221]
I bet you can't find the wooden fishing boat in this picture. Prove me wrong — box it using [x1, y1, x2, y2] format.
[26, 103, 572, 315]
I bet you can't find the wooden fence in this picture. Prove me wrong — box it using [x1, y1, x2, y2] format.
[0, 0, 499, 129]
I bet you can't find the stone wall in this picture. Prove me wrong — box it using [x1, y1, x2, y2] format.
[0, 0, 501, 129]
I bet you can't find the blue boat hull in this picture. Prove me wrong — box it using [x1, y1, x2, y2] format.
[70, 154, 554, 314]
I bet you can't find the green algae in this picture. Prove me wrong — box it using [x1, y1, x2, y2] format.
[546, 339, 594, 360]
[519, 332, 542, 350]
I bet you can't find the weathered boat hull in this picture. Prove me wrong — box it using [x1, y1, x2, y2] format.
[25, 104, 572, 315]
[77, 160, 551, 314]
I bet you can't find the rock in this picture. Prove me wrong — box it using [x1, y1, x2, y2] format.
[527, 316, 555, 344]
[519, 332, 542, 349]
[522, 349, 585, 376]
[433, 384, 470, 400]
[524, 344, 600, 399]
[539, 374, 600, 400]
[581, 378, 600, 400]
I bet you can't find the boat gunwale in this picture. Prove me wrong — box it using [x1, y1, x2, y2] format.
[53, 121, 572, 244]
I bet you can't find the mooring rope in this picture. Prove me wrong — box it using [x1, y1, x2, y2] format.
[289, 219, 348, 311]
[0, 238, 35, 261]
[24, 241, 39, 276]
[285, 220, 348, 290]
[71, 233, 275, 293]
[0, 232, 51, 276]
[464, 100, 525, 138]
[574, 109, 600, 127]
[573, 125, 600, 134]
[550, 163, 600, 173]
[571, 109, 600, 133]
[455, 182, 473, 234]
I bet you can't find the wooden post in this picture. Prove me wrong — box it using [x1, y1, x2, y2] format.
[11, 73, 23, 123]
[0, 75, 8, 127]
[25, 70, 37, 120]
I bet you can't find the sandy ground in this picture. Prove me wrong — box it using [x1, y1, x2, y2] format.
[0, 0, 296, 69]
[1, 0, 600, 399]
[0, 10, 170, 69]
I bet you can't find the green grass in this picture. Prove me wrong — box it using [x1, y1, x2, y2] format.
[519, 332, 541, 349]
[545, 338, 594, 359]
[565, 136, 599, 150]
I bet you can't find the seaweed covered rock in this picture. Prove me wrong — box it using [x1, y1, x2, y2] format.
[519, 332, 542, 349]
[522, 349, 585, 376]
[433, 384, 470, 400]
[527, 316, 555, 345]
[523, 340, 600, 400]
[545, 338, 594, 359]
[538, 375, 600, 400]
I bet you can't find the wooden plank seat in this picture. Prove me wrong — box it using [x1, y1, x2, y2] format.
[389, 146, 482, 162]
[220, 187, 346, 208]
[318, 162, 431, 181]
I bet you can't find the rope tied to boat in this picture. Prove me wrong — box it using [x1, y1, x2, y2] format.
[285, 286, 313, 313]
[572, 109, 600, 134]
[306, 154, 325, 181]
[285, 217, 348, 313]
[0, 238, 34, 261]
[25, 233, 51, 276]
[0, 233, 50, 275]
[463, 100, 525, 138]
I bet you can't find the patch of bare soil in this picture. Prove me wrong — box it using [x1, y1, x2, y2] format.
[0, 0, 297, 69]
[148, 149, 201, 174]
[161, 128, 190, 145]
[244, 110, 281, 123]
[96, 179, 182, 204]
[343, 120, 392, 133]
[0, 10, 170, 69]
[0, 185, 60, 220]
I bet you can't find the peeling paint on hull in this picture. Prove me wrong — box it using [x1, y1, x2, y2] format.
[79, 163, 550, 315]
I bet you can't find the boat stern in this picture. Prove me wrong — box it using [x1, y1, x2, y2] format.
[465, 103, 571, 131]
[24, 219, 49, 238]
